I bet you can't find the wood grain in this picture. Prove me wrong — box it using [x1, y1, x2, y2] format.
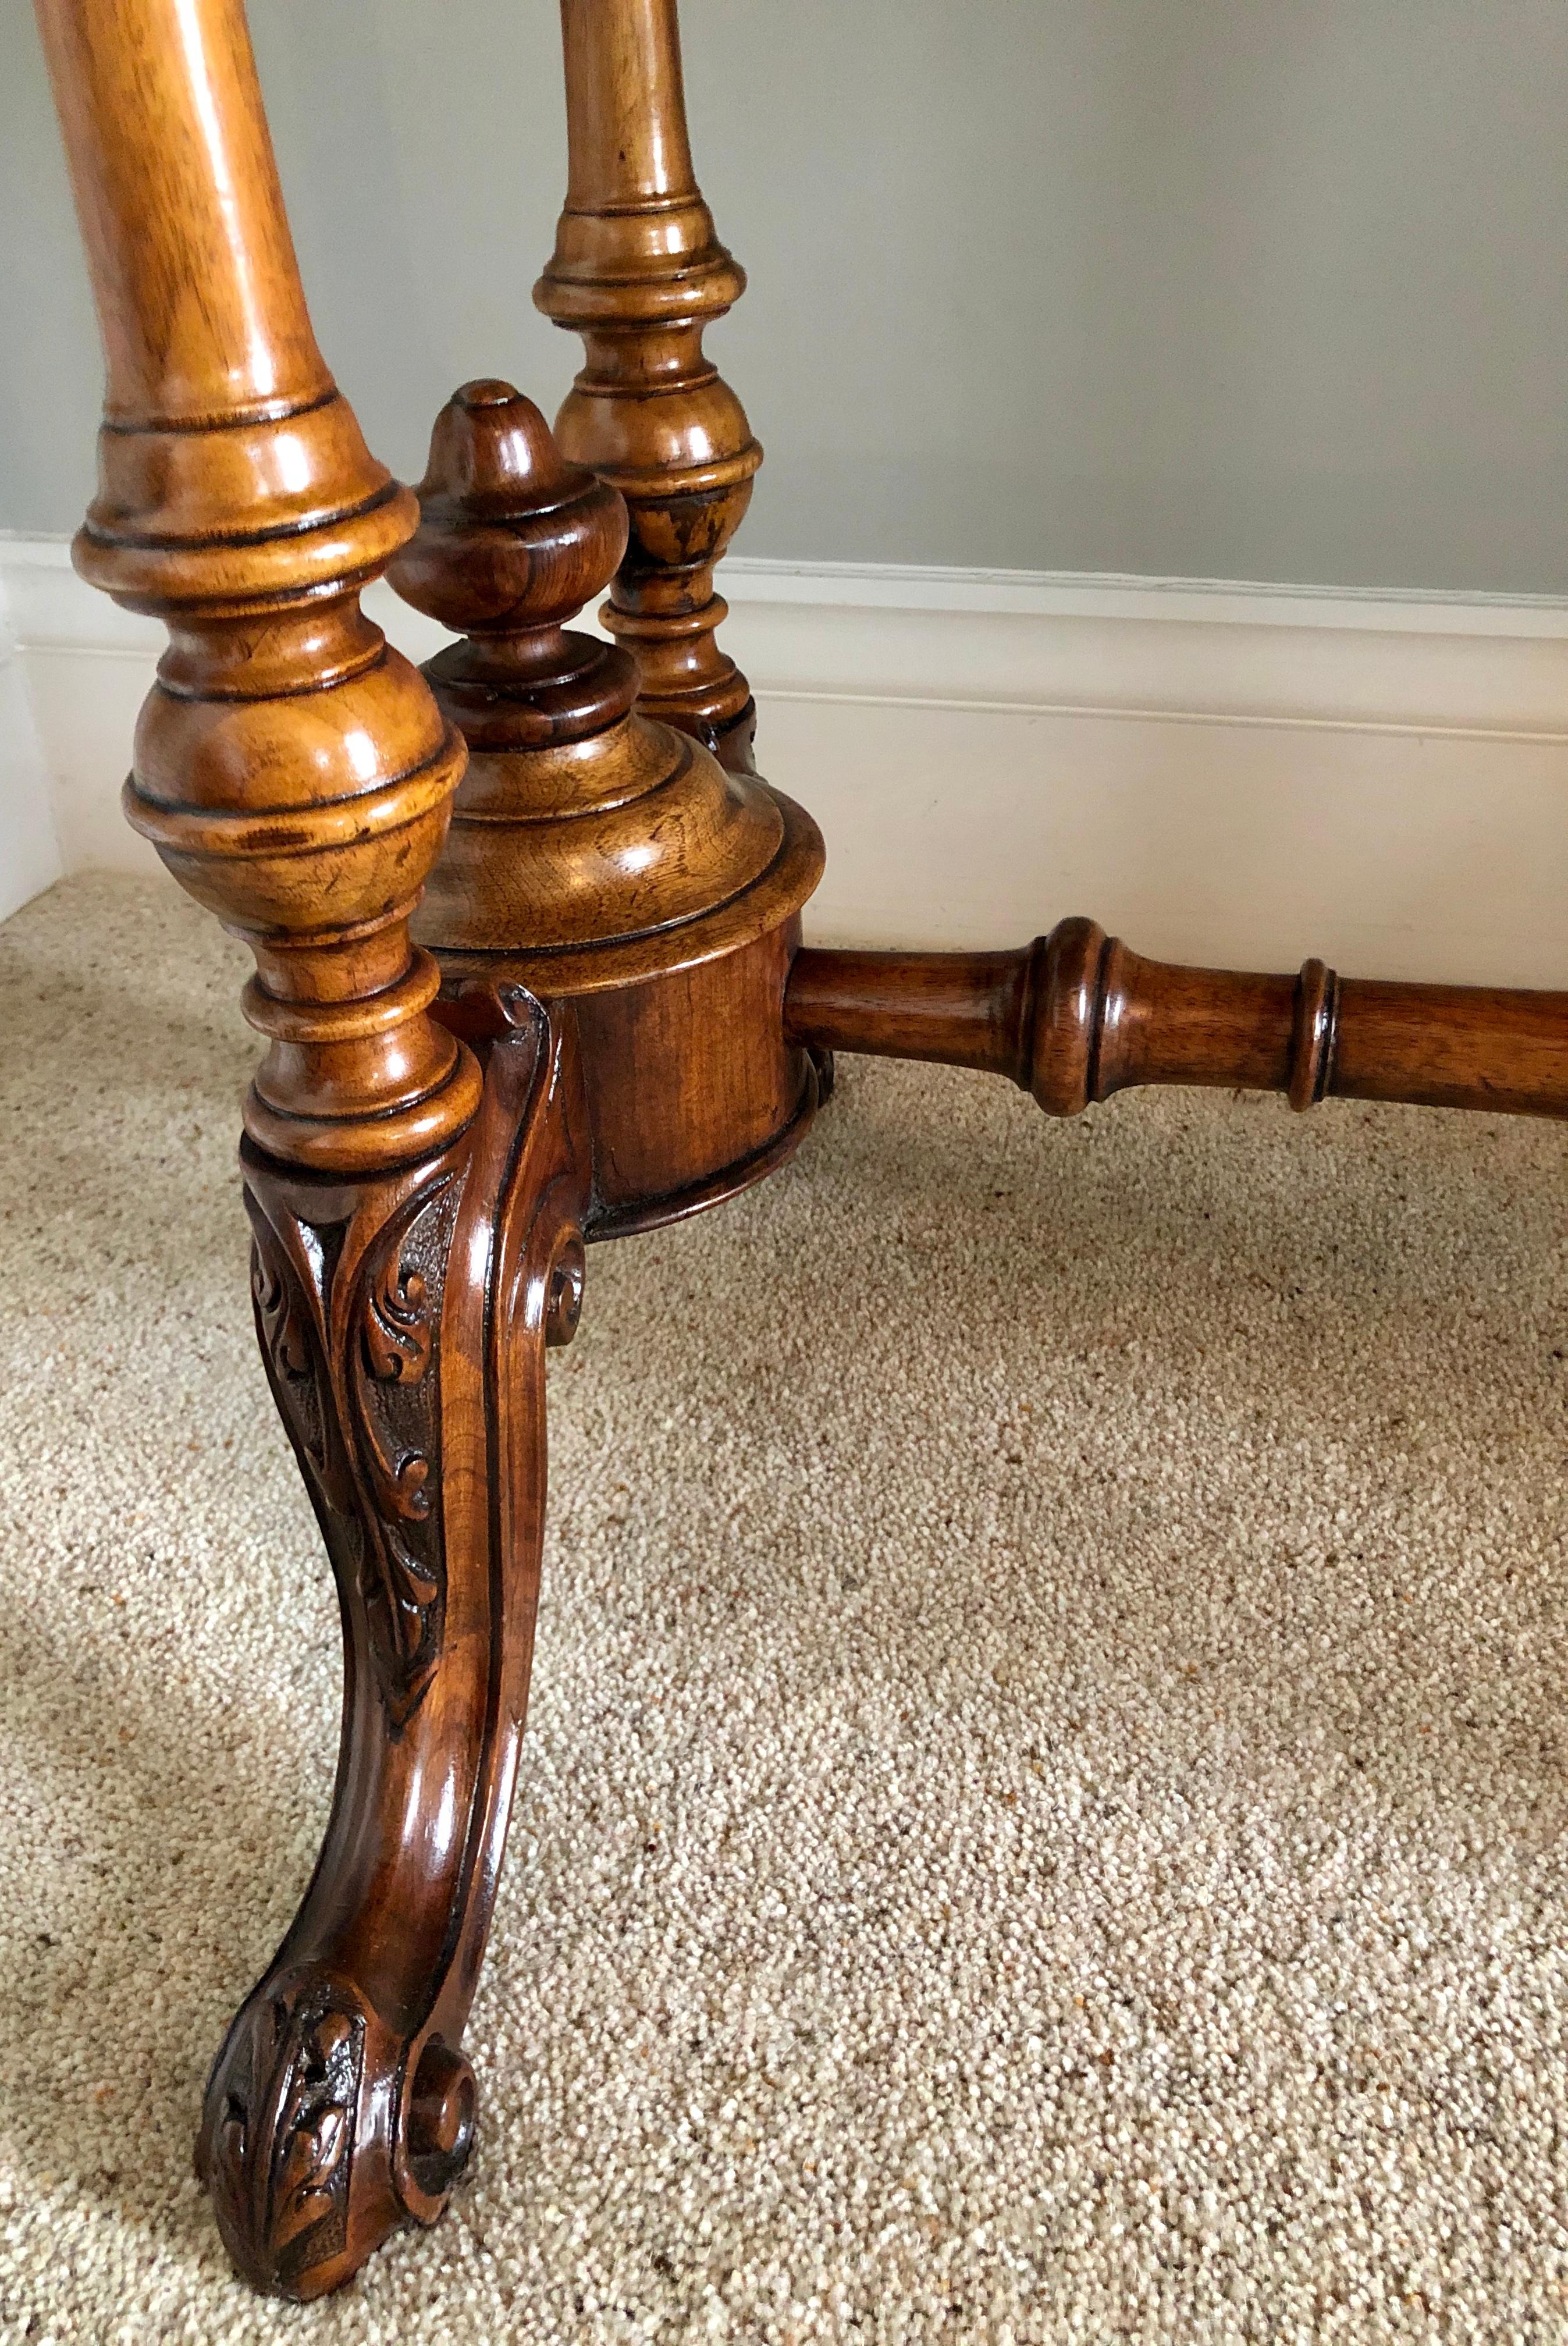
[785, 925, 1568, 1120]
[392, 378, 825, 1232]
[37, 0, 478, 1176]
[535, 0, 762, 772]
[35, 0, 585, 2301]
[42, 0, 1568, 2313]
[202, 989, 590, 2296]
[391, 380, 783, 957]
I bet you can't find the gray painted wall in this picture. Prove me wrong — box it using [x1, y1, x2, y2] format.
[4, 0, 1567, 591]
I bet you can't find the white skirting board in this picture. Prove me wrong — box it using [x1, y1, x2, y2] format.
[4, 532, 1568, 984]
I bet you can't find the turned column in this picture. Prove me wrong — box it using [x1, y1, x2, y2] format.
[535, 0, 762, 770]
[35, 0, 478, 1175]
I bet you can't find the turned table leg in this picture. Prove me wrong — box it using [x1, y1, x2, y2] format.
[535, 0, 763, 773]
[31, 0, 1568, 2311]
[35, 0, 589, 2297]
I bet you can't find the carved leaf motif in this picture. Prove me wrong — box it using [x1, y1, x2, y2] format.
[363, 1248, 433, 1384]
[359, 1424, 432, 1524]
[248, 1212, 346, 1510]
[207, 1985, 364, 2294]
[252, 1229, 311, 1384]
[343, 1173, 457, 1722]
[392, 1451, 430, 1519]
[245, 1171, 457, 1723]
[216, 2085, 249, 2194]
[272, 2009, 359, 2255]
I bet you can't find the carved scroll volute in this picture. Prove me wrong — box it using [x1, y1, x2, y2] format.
[534, 0, 762, 766]
[35, 0, 479, 1173]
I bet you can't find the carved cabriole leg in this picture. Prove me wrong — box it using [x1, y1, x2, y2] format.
[390, 383, 826, 1235]
[204, 991, 589, 2296]
[35, 0, 589, 2298]
[535, 0, 763, 774]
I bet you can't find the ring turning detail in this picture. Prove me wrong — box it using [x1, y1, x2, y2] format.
[1289, 958, 1341, 1112]
[785, 925, 1568, 1124]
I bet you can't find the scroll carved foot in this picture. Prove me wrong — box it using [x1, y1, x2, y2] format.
[198, 989, 590, 2298]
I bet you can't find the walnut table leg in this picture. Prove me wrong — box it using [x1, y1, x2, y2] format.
[201, 994, 588, 2297]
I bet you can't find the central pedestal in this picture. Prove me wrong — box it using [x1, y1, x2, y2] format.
[425, 788, 825, 1236]
[393, 381, 826, 1238]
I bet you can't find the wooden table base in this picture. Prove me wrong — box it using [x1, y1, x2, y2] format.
[34, 0, 1568, 2301]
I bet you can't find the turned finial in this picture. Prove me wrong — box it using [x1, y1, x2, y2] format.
[393, 379, 628, 675]
[391, 378, 783, 957]
[534, 0, 761, 769]
[392, 379, 639, 758]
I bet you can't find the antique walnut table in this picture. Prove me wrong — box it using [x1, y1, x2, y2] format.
[34, 0, 1568, 2299]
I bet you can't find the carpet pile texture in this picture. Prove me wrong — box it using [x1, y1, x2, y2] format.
[2, 873, 1567, 2343]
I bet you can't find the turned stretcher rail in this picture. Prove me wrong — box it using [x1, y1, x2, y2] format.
[785, 920, 1568, 1121]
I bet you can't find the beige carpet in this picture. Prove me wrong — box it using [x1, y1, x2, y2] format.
[3, 873, 1568, 2343]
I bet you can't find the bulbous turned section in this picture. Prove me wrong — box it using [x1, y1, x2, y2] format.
[39, 0, 480, 1177]
[534, 0, 762, 762]
[98, 477, 479, 1174]
[390, 379, 783, 957]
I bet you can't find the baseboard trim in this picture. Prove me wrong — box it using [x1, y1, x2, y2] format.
[724, 552, 1568, 631]
[5, 532, 1568, 984]
[754, 687, 1568, 745]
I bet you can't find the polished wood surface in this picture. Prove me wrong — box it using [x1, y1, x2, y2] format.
[36, 0, 1568, 2310]
[36, 0, 477, 1177]
[204, 990, 589, 2296]
[36, 0, 582, 2301]
[566, 911, 828, 1235]
[392, 380, 782, 954]
[786, 925, 1568, 1120]
[392, 379, 825, 1232]
[535, 0, 762, 770]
